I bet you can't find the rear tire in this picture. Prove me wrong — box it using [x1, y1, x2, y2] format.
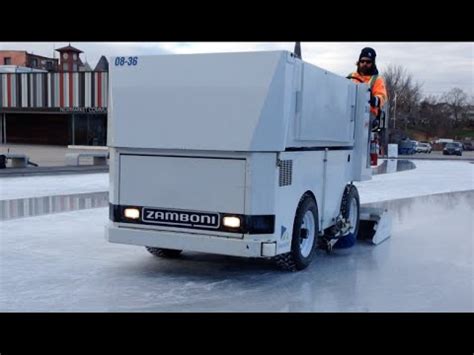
[145, 247, 182, 258]
[274, 194, 318, 271]
[334, 184, 360, 249]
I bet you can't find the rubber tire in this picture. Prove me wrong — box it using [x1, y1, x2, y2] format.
[145, 247, 182, 258]
[334, 185, 360, 249]
[274, 195, 318, 271]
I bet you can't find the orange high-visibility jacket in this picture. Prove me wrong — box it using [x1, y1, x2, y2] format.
[349, 72, 388, 116]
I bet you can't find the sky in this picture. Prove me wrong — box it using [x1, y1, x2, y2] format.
[1, 42, 472, 99]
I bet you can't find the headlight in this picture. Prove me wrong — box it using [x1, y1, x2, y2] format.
[223, 216, 241, 228]
[124, 208, 140, 219]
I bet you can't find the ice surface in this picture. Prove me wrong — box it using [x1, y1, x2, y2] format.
[0, 159, 472, 311]
[0, 191, 472, 312]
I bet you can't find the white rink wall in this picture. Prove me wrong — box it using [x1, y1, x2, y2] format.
[1, 160, 473, 204]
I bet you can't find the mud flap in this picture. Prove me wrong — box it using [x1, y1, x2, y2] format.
[358, 207, 392, 245]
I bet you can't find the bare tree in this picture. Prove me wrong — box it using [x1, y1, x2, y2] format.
[441, 87, 468, 121]
[382, 64, 423, 131]
[419, 95, 451, 137]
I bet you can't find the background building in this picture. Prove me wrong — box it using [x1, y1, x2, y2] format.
[0, 44, 108, 146]
[0, 50, 59, 72]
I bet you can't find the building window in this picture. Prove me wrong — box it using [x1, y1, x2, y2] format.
[46, 61, 53, 70]
[73, 64, 77, 71]
[31, 58, 38, 67]
[63, 63, 69, 71]
[4, 57, 12, 65]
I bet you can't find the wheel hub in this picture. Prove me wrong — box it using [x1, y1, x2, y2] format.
[299, 211, 315, 258]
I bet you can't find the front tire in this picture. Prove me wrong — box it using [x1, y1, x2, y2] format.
[274, 194, 318, 271]
[145, 247, 182, 258]
[334, 185, 360, 249]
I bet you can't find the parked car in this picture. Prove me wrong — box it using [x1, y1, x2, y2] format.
[443, 142, 463, 156]
[435, 138, 454, 145]
[462, 141, 473, 151]
[399, 139, 417, 155]
[416, 142, 432, 153]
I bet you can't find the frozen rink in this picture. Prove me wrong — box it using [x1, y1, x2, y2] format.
[0, 192, 472, 312]
[0, 160, 473, 312]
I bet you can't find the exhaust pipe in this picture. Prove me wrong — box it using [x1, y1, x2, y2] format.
[294, 42, 302, 59]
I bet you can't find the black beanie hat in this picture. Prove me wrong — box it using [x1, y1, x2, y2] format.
[359, 47, 376, 61]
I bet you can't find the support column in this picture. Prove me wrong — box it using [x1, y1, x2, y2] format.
[71, 114, 76, 146]
[2, 113, 6, 144]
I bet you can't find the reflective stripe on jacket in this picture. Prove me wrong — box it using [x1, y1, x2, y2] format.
[348, 72, 388, 116]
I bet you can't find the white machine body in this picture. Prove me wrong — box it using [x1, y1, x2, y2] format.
[106, 50, 377, 258]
